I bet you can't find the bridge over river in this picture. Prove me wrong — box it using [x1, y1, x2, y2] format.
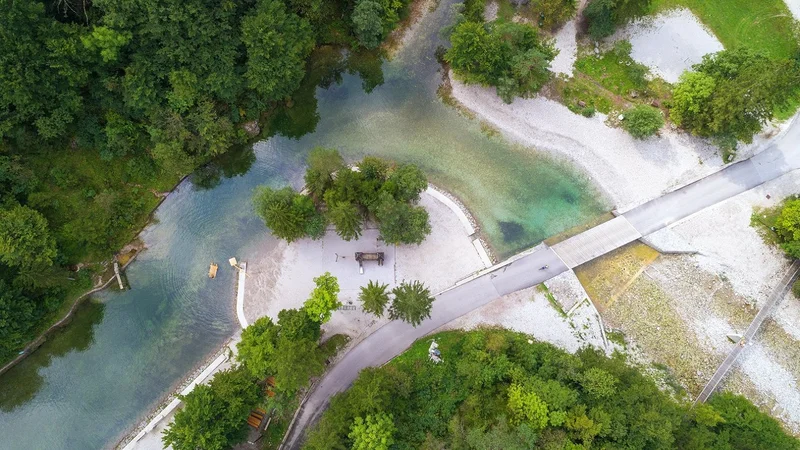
[282, 120, 800, 448]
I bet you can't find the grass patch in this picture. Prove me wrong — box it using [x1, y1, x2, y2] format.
[390, 330, 465, 367]
[321, 334, 350, 359]
[574, 42, 650, 96]
[552, 42, 672, 117]
[607, 329, 627, 348]
[649, 0, 799, 60]
[496, 0, 515, 21]
[750, 198, 796, 247]
[538, 283, 567, 317]
[552, 75, 619, 114]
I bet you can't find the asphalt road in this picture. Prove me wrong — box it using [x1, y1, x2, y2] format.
[284, 121, 800, 449]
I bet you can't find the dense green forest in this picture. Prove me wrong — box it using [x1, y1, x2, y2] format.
[305, 329, 799, 449]
[0, 0, 406, 363]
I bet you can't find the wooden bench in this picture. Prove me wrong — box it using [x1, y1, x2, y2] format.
[355, 252, 384, 274]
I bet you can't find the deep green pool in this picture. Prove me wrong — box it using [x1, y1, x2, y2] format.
[0, 0, 606, 448]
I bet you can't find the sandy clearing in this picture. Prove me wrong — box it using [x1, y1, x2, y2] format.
[241, 190, 485, 338]
[735, 344, 800, 432]
[451, 77, 717, 209]
[484, 1, 498, 21]
[609, 8, 723, 83]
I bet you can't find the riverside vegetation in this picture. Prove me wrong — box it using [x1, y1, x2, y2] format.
[0, 0, 409, 365]
[163, 273, 440, 449]
[253, 149, 431, 245]
[162, 273, 345, 450]
[305, 329, 800, 449]
[450, 0, 800, 151]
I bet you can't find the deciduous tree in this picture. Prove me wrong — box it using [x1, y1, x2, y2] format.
[0, 205, 57, 268]
[236, 316, 280, 378]
[242, 0, 314, 102]
[374, 196, 430, 245]
[304, 272, 341, 323]
[348, 412, 396, 450]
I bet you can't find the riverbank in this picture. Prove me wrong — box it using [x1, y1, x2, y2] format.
[448, 73, 789, 212]
[0, 239, 146, 377]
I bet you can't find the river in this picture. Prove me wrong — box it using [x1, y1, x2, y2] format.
[0, 0, 606, 448]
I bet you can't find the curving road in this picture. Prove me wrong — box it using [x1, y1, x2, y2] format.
[283, 119, 800, 449]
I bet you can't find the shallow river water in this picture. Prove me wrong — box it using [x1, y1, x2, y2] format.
[0, 1, 606, 448]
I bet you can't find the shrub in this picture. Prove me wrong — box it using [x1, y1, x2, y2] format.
[584, 0, 651, 39]
[775, 198, 800, 259]
[792, 279, 800, 299]
[536, 0, 577, 30]
[580, 106, 596, 117]
[622, 105, 663, 139]
[446, 20, 557, 103]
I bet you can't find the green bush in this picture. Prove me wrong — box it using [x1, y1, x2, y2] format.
[446, 20, 557, 103]
[536, 0, 577, 30]
[622, 105, 663, 139]
[580, 106, 596, 117]
[792, 279, 800, 298]
[775, 198, 800, 259]
[670, 49, 798, 152]
[255, 151, 431, 245]
[583, 0, 651, 39]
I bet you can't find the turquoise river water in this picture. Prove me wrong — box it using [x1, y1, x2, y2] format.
[0, 0, 607, 448]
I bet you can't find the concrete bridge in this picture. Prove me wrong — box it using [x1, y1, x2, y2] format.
[282, 121, 800, 449]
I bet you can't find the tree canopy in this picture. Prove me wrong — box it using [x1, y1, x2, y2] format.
[162, 367, 260, 450]
[773, 198, 800, 258]
[0, 0, 404, 363]
[303, 272, 342, 323]
[446, 20, 558, 103]
[254, 151, 431, 245]
[305, 329, 799, 450]
[670, 49, 799, 154]
[389, 280, 434, 326]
